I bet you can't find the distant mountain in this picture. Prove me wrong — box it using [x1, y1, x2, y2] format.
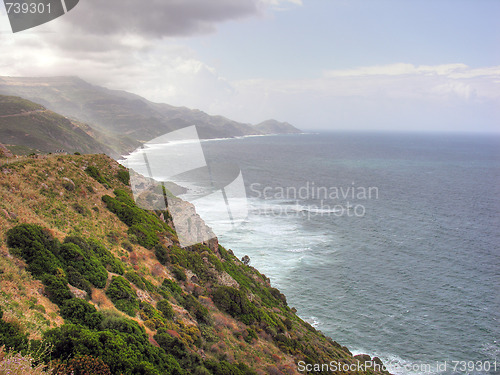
[0, 76, 301, 155]
[0, 95, 117, 156]
[255, 119, 302, 135]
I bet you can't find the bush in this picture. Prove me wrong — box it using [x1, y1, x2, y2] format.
[100, 313, 145, 336]
[66, 266, 93, 296]
[6, 224, 62, 277]
[161, 278, 183, 295]
[128, 224, 158, 249]
[245, 328, 258, 343]
[154, 244, 169, 265]
[85, 166, 108, 186]
[0, 308, 29, 352]
[154, 328, 187, 359]
[269, 288, 287, 306]
[45, 324, 185, 375]
[125, 271, 146, 290]
[73, 203, 89, 216]
[102, 189, 171, 249]
[116, 169, 130, 185]
[58, 243, 108, 288]
[139, 302, 161, 320]
[156, 300, 174, 320]
[64, 236, 124, 275]
[60, 299, 103, 329]
[106, 276, 139, 316]
[171, 265, 186, 282]
[181, 295, 211, 325]
[40, 274, 73, 305]
[63, 181, 75, 192]
[212, 287, 260, 325]
[141, 277, 157, 294]
[122, 240, 134, 252]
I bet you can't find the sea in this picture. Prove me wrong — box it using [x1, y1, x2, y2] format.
[126, 131, 500, 375]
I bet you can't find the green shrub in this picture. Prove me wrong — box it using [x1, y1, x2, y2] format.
[171, 265, 186, 282]
[180, 294, 211, 325]
[122, 240, 134, 252]
[6, 224, 62, 277]
[100, 313, 145, 336]
[60, 299, 103, 329]
[154, 244, 169, 265]
[41, 274, 73, 305]
[212, 286, 260, 325]
[141, 277, 157, 294]
[128, 224, 158, 249]
[45, 324, 185, 375]
[116, 169, 130, 185]
[64, 236, 124, 275]
[154, 328, 187, 359]
[139, 302, 161, 320]
[63, 181, 75, 192]
[85, 166, 109, 186]
[0, 308, 29, 352]
[156, 300, 174, 320]
[58, 242, 108, 288]
[66, 266, 93, 296]
[102, 189, 171, 249]
[125, 271, 146, 290]
[269, 288, 287, 306]
[106, 276, 139, 316]
[161, 278, 183, 295]
[245, 328, 258, 344]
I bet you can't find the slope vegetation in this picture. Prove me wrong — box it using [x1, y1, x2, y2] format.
[0, 154, 388, 375]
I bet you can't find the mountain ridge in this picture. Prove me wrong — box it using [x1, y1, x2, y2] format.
[0, 76, 302, 155]
[0, 94, 118, 156]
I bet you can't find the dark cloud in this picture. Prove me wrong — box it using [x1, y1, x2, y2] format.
[61, 0, 261, 37]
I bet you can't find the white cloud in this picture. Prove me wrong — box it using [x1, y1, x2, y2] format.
[324, 63, 474, 78]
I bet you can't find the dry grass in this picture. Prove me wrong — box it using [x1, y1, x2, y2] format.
[0, 246, 63, 339]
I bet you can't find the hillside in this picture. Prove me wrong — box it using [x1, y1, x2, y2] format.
[0, 153, 389, 375]
[255, 120, 303, 135]
[0, 95, 119, 156]
[0, 76, 302, 154]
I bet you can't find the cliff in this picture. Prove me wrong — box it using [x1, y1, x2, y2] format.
[0, 154, 389, 374]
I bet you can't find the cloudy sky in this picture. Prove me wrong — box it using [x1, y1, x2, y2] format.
[0, 0, 499, 132]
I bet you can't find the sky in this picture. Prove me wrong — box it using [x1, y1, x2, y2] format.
[0, 0, 499, 132]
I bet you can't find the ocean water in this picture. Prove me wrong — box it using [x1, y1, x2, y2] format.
[197, 132, 500, 375]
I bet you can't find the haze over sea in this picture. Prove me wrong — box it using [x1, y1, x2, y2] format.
[200, 132, 500, 375]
